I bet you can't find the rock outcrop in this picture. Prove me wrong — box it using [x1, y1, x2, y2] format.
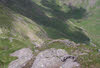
[8, 48, 80, 68]
[31, 48, 80, 68]
[8, 48, 33, 68]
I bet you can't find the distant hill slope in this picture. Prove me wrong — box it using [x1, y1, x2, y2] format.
[74, 0, 100, 47]
[0, 0, 90, 43]
[60, 0, 100, 47]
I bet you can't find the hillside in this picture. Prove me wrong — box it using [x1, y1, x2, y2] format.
[74, 0, 100, 47]
[0, 0, 100, 68]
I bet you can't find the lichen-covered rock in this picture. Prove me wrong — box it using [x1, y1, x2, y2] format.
[8, 48, 33, 68]
[31, 48, 80, 68]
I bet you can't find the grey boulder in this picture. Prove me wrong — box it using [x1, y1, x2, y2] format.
[31, 48, 80, 68]
[8, 48, 33, 68]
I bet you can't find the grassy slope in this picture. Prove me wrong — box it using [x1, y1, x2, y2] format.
[4, 0, 90, 43]
[35, 0, 90, 43]
[0, 4, 47, 67]
[0, 6, 31, 67]
[75, 0, 100, 47]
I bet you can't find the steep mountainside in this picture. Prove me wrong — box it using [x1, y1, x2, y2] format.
[0, 0, 100, 68]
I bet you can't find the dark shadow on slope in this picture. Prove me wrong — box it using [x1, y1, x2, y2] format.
[1, 0, 90, 43]
[41, 0, 87, 21]
[0, 3, 13, 32]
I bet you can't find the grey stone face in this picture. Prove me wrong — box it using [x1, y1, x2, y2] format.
[8, 48, 80, 68]
[31, 48, 80, 68]
[8, 48, 33, 68]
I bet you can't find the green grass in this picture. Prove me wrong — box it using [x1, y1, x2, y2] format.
[74, 0, 100, 47]
[0, 38, 35, 68]
[0, 5, 36, 67]
[0, 4, 46, 67]
[0, 5, 12, 29]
